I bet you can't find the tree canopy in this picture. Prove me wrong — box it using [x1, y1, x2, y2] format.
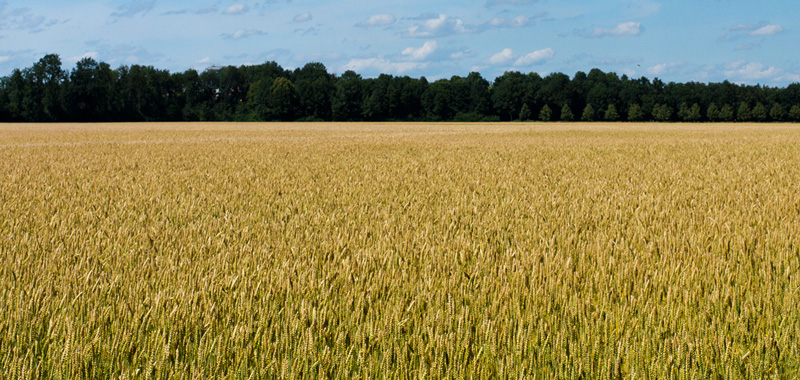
[3, 54, 800, 123]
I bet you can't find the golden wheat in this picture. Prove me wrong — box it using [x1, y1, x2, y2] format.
[1, 122, 799, 379]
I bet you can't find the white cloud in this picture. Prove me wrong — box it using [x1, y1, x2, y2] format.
[0, 56, 8, 63]
[357, 14, 396, 27]
[489, 15, 531, 28]
[196, 57, 211, 64]
[402, 41, 437, 60]
[750, 24, 783, 36]
[513, 48, 554, 66]
[720, 61, 800, 84]
[221, 29, 266, 40]
[647, 62, 683, 75]
[224, 4, 248, 15]
[490, 48, 516, 65]
[345, 57, 426, 74]
[406, 14, 469, 38]
[450, 50, 474, 60]
[724, 61, 780, 81]
[590, 21, 642, 37]
[294, 12, 312, 22]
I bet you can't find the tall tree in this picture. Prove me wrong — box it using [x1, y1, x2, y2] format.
[331, 70, 364, 121]
[492, 71, 530, 121]
[293, 62, 334, 120]
[538, 104, 552, 121]
[560, 104, 574, 121]
[769, 103, 785, 121]
[628, 104, 645, 121]
[66, 57, 117, 121]
[581, 104, 595, 121]
[268, 77, 299, 121]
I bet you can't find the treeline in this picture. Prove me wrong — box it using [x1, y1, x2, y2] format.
[3, 53, 800, 123]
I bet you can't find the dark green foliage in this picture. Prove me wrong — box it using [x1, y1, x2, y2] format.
[678, 102, 702, 122]
[3, 53, 800, 123]
[538, 104, 552, 121]
[560, 104, 574, 121]
[769, 103, 784, 121]
[652, 104, 673, 121]
[604, 104, 619, 121]
[706, 103, 720, 121]
[519, 104, 532, 121]
[719, 104, 735, 122]
[628, 104, 645, 121]
[790, 105, 800, 121]
[737, 102, 751, 122]
[581, 104, 595, 121]
[752, 102, 768, 121]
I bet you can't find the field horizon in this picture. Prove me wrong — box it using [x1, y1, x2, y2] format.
[2, 122, 799, 378]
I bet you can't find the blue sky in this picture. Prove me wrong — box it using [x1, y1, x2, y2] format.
[1, 0, 797, 85]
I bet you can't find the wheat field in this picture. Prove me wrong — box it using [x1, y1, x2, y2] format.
[1, 122, 799, 379]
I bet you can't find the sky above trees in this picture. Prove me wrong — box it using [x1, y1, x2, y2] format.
[1, 0, 797, 86]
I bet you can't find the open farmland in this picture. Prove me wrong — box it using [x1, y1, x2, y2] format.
[1, 122, 799, 378]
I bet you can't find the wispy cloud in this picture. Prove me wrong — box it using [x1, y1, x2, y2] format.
[224, 4, 249, 15]
[750, 24, 783, 36]
[345, 57, 426, 75]
[111, 1, 156, 19]
[0, 5, 64, 33]
[162, 6, 218, 16]
[487, 15, 531, 28]
[221, 29, 266, 40]
[405, 14, 471, 38]
[723, 61, 798, 83]
[588, 21, 642, 37]
[647, 62, 683, 76]
[294, 12, 312, 22]
[485, 0, 533, 7]
[720, 22, 783, 42]
[356, 14, 396, 28]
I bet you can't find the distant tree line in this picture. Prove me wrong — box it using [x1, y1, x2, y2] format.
[3, 53, 800, 123]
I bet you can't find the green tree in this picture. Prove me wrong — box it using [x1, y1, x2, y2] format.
[686, 103, 702, 121]
[492, 71, 530, 121]
[25, 54, 68, 121]
[422, 79, 454, 121]
[678, 102, 690, 121]
[331, 70, 364, 121]
[706, 103, 720, 121]
[247, 79, 272, 120]
[581, 104, 595, 121]
[560, 104, 574, 121]
[769, 103, 785, 121]
[652, 104, 673, 121]
[604, 104, 619, 121]
[66, 57, 117, 122]
[538, 104, 552, 121]
[519, 103, 532, 121]
[751, 102, 767, 121]
[719, 104, 735, 122]
[627, 104, 645, 121]
[293, 62, 333, 120]
[789, 105, 800, 121]
[737, 102, 751, 121]
[268, 77, 298, 121]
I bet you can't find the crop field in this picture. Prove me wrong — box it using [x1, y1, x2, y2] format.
[1, 122, 799, 379]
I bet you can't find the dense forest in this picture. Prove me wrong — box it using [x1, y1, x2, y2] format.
[2, 53, 800, 123]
